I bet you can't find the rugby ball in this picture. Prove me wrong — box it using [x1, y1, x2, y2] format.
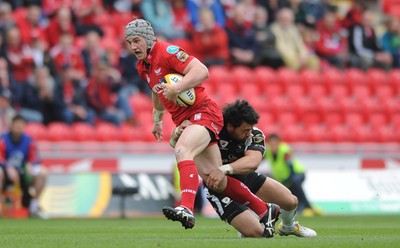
[162, 74, 196, 107]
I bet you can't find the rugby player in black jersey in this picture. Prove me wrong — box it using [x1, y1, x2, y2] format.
[170, 100, 316, 237]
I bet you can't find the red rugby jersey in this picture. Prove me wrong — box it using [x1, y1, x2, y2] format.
[137, 41, 208, 125]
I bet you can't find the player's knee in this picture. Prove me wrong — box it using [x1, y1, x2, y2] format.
[241, 227, 264, 238]
[6, 167, 19, 183]
[174, 145, 193, 161]
[288, 195, 298, 211]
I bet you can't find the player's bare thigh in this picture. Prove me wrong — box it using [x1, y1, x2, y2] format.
[194, 143, 227, 190]
[230, 210, 264, 238]
[174, 124, 211, 162]
[256, 178, 298, 211]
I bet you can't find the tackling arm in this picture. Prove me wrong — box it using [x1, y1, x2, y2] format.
[220, 150, 263, 175]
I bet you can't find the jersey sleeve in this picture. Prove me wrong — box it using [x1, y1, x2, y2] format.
[27, 140, 41, 165]
[0, 140, 6, 165]
[247, 128, 266, 155]
[164, 47, 194, 75]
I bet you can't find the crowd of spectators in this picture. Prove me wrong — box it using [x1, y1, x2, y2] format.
[0, 0, 398, 129]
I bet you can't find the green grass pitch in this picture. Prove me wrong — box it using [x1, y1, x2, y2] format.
[0, 215, 399, 248]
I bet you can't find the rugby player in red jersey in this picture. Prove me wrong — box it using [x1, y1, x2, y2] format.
[124, 19, 279, 235]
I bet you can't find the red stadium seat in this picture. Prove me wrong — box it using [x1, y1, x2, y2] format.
[258, 112, 275, 130]
[241, 83, 261, 100]
[307, 125, 333, 142]
[262, 124, 280, 139]
[254, 66, 276, 91]
[25, 123, 48, 141]
[232, 66, 255, 91]
[215, 81, 237, 98]
[264, 83, 284, 98]
[302, 112, 322, 128]
[285, 84, 305, 99]
[208, 66, 232, 93]
[47, 122, 72, 141]
[130, 93, 153, 114]
[277, 68, 300, 90]
[96, 123, 120, 141]
[344, 113, 364, 129]
[345, 68, 367, 86]
[374, 84, 395, 100]
[359, 98, 384, 116]
[323, 68, 345, 88]
[71, 123, 96, 141]
[352, 125, 377, 143]
[301, 69, 322, 86]
[352, 85, 371, 101]
[375, 126, 399, 143]
[119, 124, 139, 142]
[367, 69, 388, 91]
[271, 96, 294, 115]
[323, 112, 343, 128]
[276, 111, 298, 127]
[382, 98, 400, 116]
[338, 98, 361, 114]
[368, 113, 387, 130]
[331, 126, 356, 142]
[329, 84, 350, 99]
[315, 97, 338, 115]
[293, 97, 316, 115]
[280, 125, 306, 142]
[388, 69, 400, 94]
[390, 113, 400, 127]
[307, 84, 328, 100]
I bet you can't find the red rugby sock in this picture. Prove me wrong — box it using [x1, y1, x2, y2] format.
[222, 176, 267, 218]
[177, 160, 199, 213]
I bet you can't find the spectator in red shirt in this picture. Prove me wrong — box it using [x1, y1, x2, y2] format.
[61, 64, 96, 125]
[4, 27, 34, 84]
[46, 7, 76, 48]
[191, 7, 229, 67]
[86, 59, 127, 126]
[316, 10, 347, 70]
[171, 0, 192, 38]
[16, 4, 47, 46]
[72, 0, 104, 36]
[30, 30, 57, 78]
[42, 0, 74, 17]
[51, 32, 85, 81]
[81, 30, 108, 77]
[342, 0, 366, 30]
[4, 27, 34, 105]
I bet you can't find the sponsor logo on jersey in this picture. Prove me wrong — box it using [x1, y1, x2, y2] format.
[228, 154, 238, 161]
[166, 45, 179, 54]
[253, 133, 264, 143]
[219, 140, 229, 149]
[194, 113, 202, 121]
[154, 68, 162, 75]
[176, 51, 189, 62]
[211, 121, 219, 133]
